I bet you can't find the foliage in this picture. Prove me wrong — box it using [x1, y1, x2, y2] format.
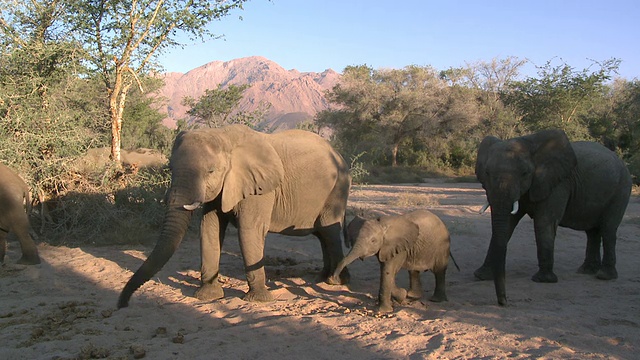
[40, 164, 171, 246]
[121, 76, 175, 154]
[65, 0, 249, 161]
[503, 58, 620, 139]
[182, 83, 271, 130]
[320, 65, 455, 167]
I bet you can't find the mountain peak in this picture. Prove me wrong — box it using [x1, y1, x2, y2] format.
[158, 56, 340, 130]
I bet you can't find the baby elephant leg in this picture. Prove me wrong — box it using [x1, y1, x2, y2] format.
[407, 270, 423, 299]
[429, 269, 448, 302]
[378, 261, 407, 313]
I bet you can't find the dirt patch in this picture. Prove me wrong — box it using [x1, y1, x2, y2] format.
[1, 183, 638, 359]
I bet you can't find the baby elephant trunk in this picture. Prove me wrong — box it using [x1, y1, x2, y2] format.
[327, 249, 363, 285]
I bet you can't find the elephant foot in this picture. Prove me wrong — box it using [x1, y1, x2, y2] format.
[377, 303, 394, 314]
[474, 264, 494, 280]
[595, 267, 618, 280]
[429, 291, 448, 303]
[577, 261, 601, 275]
[407, 288, 422, 300]
[194, 283, 224, 301]
[531, 270, 558, 283]
[17, 255, 41, 265]
[244, 287, 274, 302]
[392, 288, 407, 304]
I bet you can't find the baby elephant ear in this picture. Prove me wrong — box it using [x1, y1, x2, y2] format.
[378, 216, 419, 263]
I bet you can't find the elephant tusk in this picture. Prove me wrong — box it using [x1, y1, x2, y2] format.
[183, 202, 202, 211]
[479, 202, 490, 214]
[511, 201, 519, 214]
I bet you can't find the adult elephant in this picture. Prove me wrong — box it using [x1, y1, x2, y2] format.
[474, 129, 632, 306]
[118, 125, 351, 308]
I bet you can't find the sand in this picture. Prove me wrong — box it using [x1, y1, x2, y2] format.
[1, 182, 638, 359]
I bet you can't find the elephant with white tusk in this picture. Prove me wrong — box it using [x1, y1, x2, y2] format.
[474, 129, 632, 306]
[118, 124, 351, 308]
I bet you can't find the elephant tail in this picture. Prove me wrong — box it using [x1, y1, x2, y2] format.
[449, 250, 461, 272]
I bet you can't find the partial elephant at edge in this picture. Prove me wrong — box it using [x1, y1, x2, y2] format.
[0, 162, 41, 265]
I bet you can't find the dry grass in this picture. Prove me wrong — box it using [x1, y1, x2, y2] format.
[388, 191, 439, 207]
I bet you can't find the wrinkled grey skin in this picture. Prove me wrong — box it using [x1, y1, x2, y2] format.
[118, 125, 350, 308]
[474, 129, 632, 306]
[328, 210, 452, 313]
[0, 163, 40, 265]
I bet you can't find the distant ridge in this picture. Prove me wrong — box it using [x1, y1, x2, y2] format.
[157, 56, 341, 130]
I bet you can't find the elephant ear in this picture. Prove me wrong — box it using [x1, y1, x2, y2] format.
[475, 135, 502, 185]
[221, 138, 285, 213]
[345, 215, 366, 248]
[378, 216, 419, 263]
[525, 129, 577, 202]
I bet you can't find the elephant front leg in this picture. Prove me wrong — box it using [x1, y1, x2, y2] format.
[532, 219, 558, 283]
[195, 205, 227, 301]
[238, 228, 273, 302]
[377, 260, 406, 313]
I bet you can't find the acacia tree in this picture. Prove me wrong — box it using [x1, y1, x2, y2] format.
[67, 0, 249, 162]
[322, 65, 450, 166]
[504, 58, 620, 139]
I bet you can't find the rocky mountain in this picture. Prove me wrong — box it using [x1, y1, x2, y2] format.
[157, 56, 341, 130]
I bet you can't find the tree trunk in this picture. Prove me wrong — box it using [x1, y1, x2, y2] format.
[391, 142, 399, 167]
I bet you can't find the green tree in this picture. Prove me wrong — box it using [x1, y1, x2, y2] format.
[504, 58, 620, 139]
[66, 0, 249, 162]
[0, 0, 99, 194]
[182, 83, 271, 129]
[321, 65, 450, 166]
[121, 76, 174, 153]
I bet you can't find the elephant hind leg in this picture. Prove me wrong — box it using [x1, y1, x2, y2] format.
[12, 217, 40, 265]
[596, 225, 618, 280]
[429, 269, 448, 302]
[577, 228, 602, 275]
[407, 270, 423, 299]
[314, 224, 349, 284]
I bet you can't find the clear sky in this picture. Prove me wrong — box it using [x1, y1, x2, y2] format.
[158, 0, 640, 79]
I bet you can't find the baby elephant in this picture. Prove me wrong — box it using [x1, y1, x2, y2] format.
[0, 163, 40, 265]
[328, 209, 455, 313]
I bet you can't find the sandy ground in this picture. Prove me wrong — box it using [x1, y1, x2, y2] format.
[1, 182, 639, 359]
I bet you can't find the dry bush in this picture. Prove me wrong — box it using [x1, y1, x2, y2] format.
[35, 164, 172, 246]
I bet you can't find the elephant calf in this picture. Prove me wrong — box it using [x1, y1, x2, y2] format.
[0, 163, 40, 265]
[328, 210, 456, 313]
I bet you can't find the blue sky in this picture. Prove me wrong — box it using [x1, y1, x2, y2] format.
[158, 0, 640, 80]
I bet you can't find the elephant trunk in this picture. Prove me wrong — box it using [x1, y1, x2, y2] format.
[489, 209, 512, 306]
[327, 247, 363, 285]
[117, 207, 192, 308]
